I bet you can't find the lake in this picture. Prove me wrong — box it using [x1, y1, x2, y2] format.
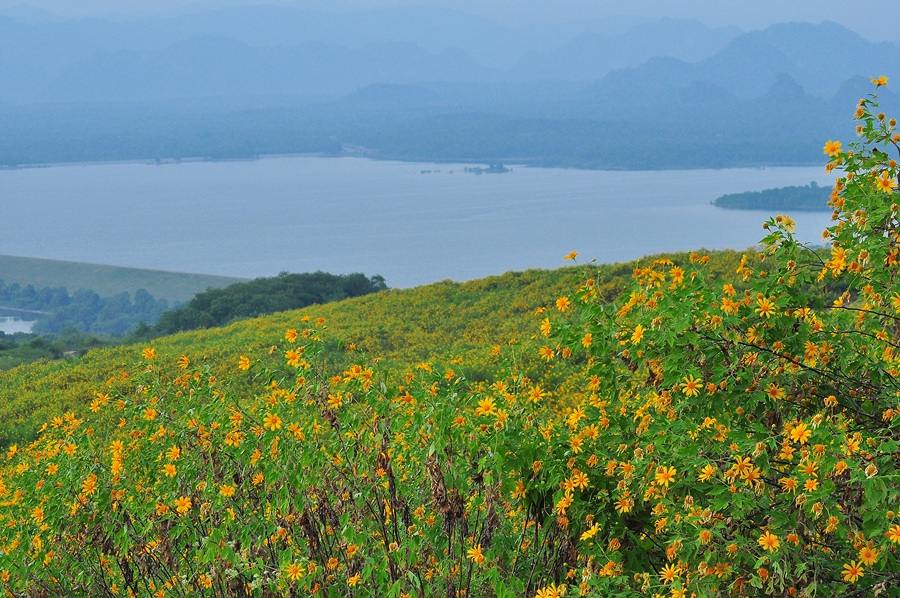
[0, 308, 37, 334]
[0, 157, 834, 288]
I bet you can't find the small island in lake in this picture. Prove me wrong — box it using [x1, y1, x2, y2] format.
[713, 182, 829, 211]
[464, 163, 512, 175]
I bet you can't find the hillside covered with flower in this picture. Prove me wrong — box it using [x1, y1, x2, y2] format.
[0, 85, 898, 597]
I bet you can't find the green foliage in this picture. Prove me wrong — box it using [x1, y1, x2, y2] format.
[0, 331, 108, 371]
[0, 279, 170, 337]
[713, 182, 830, 211]
[147, 272, 387, 337]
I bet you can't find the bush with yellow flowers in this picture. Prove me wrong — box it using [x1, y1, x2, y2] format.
[533, 82, 899, 595]
[0, 84, 897, 596]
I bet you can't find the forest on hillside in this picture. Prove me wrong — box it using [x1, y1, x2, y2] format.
[141, 272, 387, 336]
[0, 279, 169, 336]
[0, 272, 388, 370]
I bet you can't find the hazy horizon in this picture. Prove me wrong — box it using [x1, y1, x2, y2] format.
[2, 0, 899, 41]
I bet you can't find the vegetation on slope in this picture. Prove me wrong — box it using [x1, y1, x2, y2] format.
[142, 272, 387, 337]
[0, 331, 107, 372]
[0, 254, 743, 450]
[0, 87, 897, 596]
[0, 272, 390, 371]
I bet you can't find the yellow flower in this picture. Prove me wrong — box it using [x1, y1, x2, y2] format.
[766, 383, 785, 401]
[564, 251, 578, 261]
[615, 494, 633, 513]
[659, 563, 679, 584]
[284, 562, 304, 582]
[466, 543, 485, 565]
[823, 140, 842, 157]
[219, 485, 236, 498]
[698, 463, 717, 481]
[757, 531, 780, 552]
[474, 397, 497, 417]
[348, 573, 361, 586]
[263, 412, 282, 431]
[876, 171, 897, 193]
[654, 466, 676, 488]
[680, 375, 702, 397]
[238, 355, 251, 371]
[571, 470, 589, 490]
[755, 296, 776, 318]
[580, 522, 600, 541]
[789, 421, 812, 445]
[82, 473, 98, 496]
[534, 584, 566, 598]
[142, 347, 157, 360]
[177, 355, 190, 369]
[733, 456, 752, 478]
[886, 524, 900, 544]
[871, 75, 889, 87]
[540, 317, 552, 337]
[842, 560, 864, 583]
[774, 214, 796, 232]
[174, 496, 192, 515]
[858, 546, 878, 566]
[630, 324, 645, 345]
[90, 393, 110, 412]
[512, 480, 527, 500]
[162, 463, 177, 478]
[555, 296, 571, 312]
[285, 349, 303, 367]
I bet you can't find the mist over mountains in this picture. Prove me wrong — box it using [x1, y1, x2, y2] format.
[1, 4, 898, 168]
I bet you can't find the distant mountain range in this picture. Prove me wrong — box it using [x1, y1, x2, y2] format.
[0, 7, 746, 102]
[0, 5, 898, 169]
[587, 21, 899, 100]
[42, 38, 496, 102]
[509, 19, 741, 82]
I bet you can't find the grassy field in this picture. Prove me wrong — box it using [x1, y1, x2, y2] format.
[0, 250, 741, 448]
[2, 242, 895, 595]
[0, 254, 244, 302]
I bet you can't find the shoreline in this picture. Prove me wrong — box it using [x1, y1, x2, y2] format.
[0, 152, 823, 174]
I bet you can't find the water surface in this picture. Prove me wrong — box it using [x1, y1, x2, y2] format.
[0, 157, 833, 287]
[0, 316, 36, 334]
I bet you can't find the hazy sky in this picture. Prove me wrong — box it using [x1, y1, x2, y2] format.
[3, 0, 899, 40]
